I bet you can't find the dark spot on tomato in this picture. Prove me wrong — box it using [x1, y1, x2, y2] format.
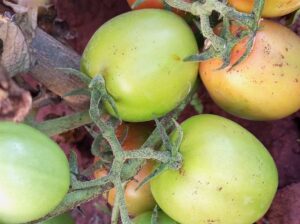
[285, 47, 289, 52]
[217, 187, 223, 191]
[295, 79, 299, 83]
[172, 54, 181, 61]
[273, 63, 283, 67]
[206, 219, 220, 223]
[179, 167, 186, 176]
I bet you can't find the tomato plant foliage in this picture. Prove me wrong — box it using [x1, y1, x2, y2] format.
[94, 123, 156, 216]
[151, 114, 278, 224]
[0, 122, 70, 224]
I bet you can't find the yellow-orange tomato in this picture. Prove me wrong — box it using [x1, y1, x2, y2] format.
[94, 123, 156, 216]
[228, 0, 300, 17]
[126, 0, 191, 17]
[199, 20, 300, 121]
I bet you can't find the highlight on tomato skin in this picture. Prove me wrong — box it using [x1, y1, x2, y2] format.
[199, 20, 300, 121]
[228, 0, 300, 18]
[94, 122, 156, 217]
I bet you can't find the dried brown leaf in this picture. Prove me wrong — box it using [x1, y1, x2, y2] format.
[0, 66, 32, 121]
[0, 15, 31, 76]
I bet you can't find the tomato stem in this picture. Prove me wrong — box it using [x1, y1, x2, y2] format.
[165, 0, 265, 64]
[33, 77, 199, 223]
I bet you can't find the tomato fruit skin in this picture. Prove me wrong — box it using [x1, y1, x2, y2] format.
[132, 211, 178, 224]
[39, 213, 74, 224]
[228, 0, 300, 17]
[0, 122, 70, 224]
[150, 114, 278, 224]
[126, 0, 192, 18]
[127, 0, 164, 9]
[81, 9, 198, 122]
[94, 123, 156, 216]
[200, 20, 300, 121]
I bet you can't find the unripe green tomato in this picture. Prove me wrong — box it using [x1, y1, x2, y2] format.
[132, 211, 178, 224]
[151, 114, 278, 224]
[38, 213, 74, 224]
[0, 122, 70, 224]
[81, 9, 198, 122]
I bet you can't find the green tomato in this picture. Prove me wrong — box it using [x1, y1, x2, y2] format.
[81, 9, 198, 122]
[150, 114, 278, 224]
[0, 122, 70, 224]
[132, 211, 178, 224]
[38, 213, 74, 224]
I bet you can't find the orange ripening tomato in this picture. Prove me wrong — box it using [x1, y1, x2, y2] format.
[94, 122, 156, 216]
[127, 0, 192, 17]
[228, 0, 300, 17]
[127, 0, 164, 9]
[199, 20, 300, 121]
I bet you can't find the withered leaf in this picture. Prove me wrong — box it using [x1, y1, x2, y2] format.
[0, 15, 31, 77]
[0, 66, 32, 121]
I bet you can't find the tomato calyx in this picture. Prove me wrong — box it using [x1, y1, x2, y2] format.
[166, 0, 265, 67]
[132, 119, 184, 191]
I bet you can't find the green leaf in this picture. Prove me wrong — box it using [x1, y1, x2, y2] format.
[190, 93, 203, 114]
[151, 206, 159, 224]
[290, 9, 300, 27]
[69, 151, 79, 184]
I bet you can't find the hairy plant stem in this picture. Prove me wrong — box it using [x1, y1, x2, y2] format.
[31, 78, 199, 224]
[165, 0, 264, 63]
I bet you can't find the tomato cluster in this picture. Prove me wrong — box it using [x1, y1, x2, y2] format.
[81, 1, 298, 223]
[1, 0, 300, 223]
